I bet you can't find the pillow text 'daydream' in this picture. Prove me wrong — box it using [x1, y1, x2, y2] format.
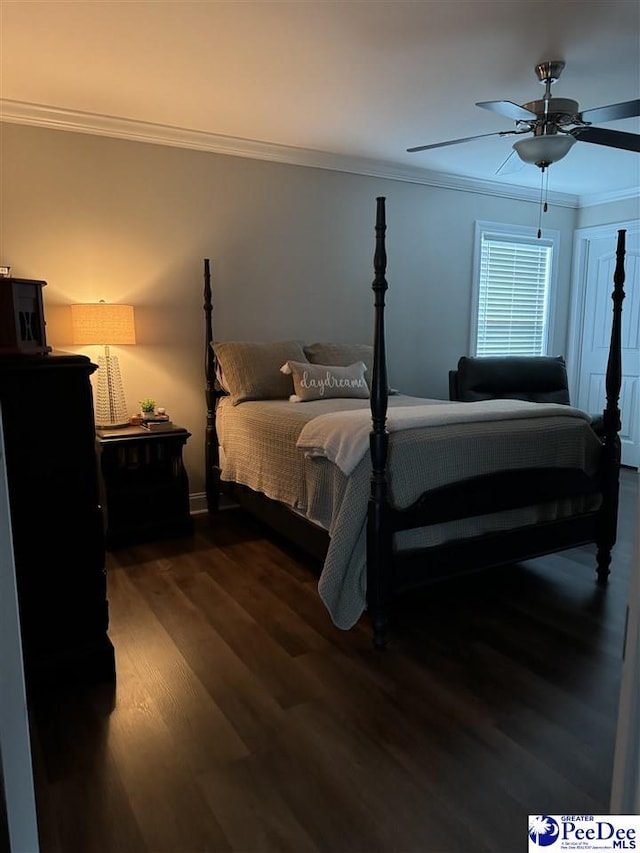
[281, 360, 369, 402]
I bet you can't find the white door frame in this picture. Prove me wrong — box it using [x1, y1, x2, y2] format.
[567, 219, 639, 466]
[610, 496, 640, 813]
[0, 406, 40, 852]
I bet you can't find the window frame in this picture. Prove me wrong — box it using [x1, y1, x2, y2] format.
[470, 220, 561, 357]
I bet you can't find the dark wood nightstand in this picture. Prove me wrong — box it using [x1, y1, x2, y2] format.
[96, 425, 194, 548]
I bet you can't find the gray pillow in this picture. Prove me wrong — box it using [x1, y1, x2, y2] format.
[212, 340, 307, 404]
[304, 342, 374, 385]
[304, 342, 399, 393]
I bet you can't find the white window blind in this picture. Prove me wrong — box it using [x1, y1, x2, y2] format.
[474, 231, 554, 357]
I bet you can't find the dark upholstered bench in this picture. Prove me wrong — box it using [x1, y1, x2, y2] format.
[448, 355, 604, 435]
[449, 355, 570, 404]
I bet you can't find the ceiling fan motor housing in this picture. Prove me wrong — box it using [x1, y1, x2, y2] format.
[522, 98, 581, 129]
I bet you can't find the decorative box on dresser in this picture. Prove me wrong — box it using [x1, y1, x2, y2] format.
[0, 351, 116, 689]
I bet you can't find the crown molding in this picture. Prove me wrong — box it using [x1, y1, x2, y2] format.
[0, 98, 584, 208]
[578, 185, 640, 208]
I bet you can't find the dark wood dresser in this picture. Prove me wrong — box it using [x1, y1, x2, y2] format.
[0, 351, 115, 689]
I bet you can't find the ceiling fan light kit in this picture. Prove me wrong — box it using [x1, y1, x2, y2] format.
[513, 134, 576, 167]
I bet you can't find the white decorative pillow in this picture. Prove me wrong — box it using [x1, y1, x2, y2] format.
[281, 360, 369, 402]
[212, 340, 307, 404]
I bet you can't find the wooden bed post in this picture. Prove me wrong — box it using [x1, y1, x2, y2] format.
[367, 197, 392, 648]
[596, 228, 626, 583]
[203, 258, 221, 512]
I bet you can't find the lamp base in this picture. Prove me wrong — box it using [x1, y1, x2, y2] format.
[95, 351, 130, 428]
[95, 419, 131, 429]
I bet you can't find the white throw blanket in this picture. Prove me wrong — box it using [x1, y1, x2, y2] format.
[296, 399, 591, 476]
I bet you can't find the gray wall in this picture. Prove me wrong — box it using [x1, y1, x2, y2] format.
[1, 122, 581, 496]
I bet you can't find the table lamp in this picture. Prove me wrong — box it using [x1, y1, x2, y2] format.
[71, 301, 136, 428]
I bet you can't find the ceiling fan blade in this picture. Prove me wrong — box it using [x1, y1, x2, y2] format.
[579, 99, 640, 124]
[571, 126, 640, 152]
[476, 100, 537, 121]
[407, 129, 517, 153]
[495, 149, 525, 177]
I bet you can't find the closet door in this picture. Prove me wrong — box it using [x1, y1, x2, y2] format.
[570, 222, 639, 468]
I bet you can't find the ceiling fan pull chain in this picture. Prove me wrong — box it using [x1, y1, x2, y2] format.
[544, 167, 549, 214]
[537, 165, 551, 239]
[537, 167, 545, 239]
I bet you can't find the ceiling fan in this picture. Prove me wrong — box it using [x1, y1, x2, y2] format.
[407, 60, 640, 171]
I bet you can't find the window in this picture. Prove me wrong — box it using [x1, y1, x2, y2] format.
[471, 222, 560, 357]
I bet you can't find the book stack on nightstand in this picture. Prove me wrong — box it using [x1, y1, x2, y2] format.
[95, 424, 194, 548]
[141, 414, 175, 432]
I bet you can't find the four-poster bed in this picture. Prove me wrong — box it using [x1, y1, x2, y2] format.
[204, 197, 625, 648]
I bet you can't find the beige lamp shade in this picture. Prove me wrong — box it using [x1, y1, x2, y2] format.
[71, 301, 136, 428]
[71, 302, 136, 345]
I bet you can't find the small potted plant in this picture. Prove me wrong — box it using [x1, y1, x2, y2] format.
[139, 397, 156, 419]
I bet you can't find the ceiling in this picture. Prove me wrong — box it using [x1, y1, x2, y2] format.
[1, 0, 639, 202]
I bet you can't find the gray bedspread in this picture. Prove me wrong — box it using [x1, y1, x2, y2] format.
[216, 395, 602, 629]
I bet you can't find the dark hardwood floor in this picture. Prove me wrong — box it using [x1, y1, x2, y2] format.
[29, 469, 638, 853]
